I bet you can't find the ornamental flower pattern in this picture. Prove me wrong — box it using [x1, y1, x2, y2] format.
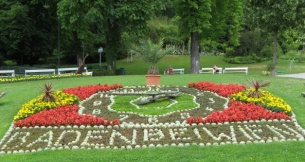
[0, 81, 304, 155]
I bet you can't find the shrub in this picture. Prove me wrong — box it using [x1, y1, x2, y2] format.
[246, 79, 270, 98]
[224, 55, 268, 64]
[40, 83, 56, 102]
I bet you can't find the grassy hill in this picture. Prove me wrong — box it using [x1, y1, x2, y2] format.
[113, 55, 305, 75]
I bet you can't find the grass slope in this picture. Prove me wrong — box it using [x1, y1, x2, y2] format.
[1, 56, 305, 162]
[115, 55, 305, 75]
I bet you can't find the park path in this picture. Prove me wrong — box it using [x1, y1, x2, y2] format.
[277, 73, 305, 79]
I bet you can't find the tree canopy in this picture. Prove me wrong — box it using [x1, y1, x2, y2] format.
[57, 0, 163, 71]
[174, 0, 244, 73]
[249, 0, 305, 76]
[0, 0, 54, 65]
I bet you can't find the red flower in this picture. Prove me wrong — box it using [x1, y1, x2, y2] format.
[14, 105, 119, 127]
[186, 100, 292, 124]
[189, 81, 246, 97]
[63, 84, 123, 100]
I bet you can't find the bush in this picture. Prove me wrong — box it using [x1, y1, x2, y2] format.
[3, 60, 17, 66]
[223, 55, 269, 64]
[260, 43, 283, 59]
[92, 68, 114, 76]
[226, 29, 272, 58]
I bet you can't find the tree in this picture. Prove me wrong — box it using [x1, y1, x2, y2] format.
[174, 0, 244, 73]
[57, 0, 163, 72]
[249, 0, 305, 77]
[0, 0, 55, 65]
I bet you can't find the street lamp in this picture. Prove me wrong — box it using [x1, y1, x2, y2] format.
[98, 47, 103, 66]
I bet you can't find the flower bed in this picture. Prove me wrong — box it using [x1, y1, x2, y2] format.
[0, 74, 90, 84]
[0, 81, 304, 154]
[230, 88, 292, 115]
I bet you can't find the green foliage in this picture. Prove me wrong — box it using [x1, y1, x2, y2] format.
[57, 0, 163, 70]
[0, 1, 55, 65]
[266, 62, 274, 72]
[249, 0, 304, 32]
[175, 0, 212, 34]
[3, 60, 17, 66]
[147, 17, 180, 44]
[174, 0, 244, 73]
[130, 39, 175, 65]
[260, 43, 283, 59]
[224, 55, 267, 64]
[226, 29, 272, 58]
[91, 67, 114, 76]
[249, 0, 305, 76]
[130, 39, 175, 75]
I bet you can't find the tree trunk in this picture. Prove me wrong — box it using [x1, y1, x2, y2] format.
[105, 17, 120, 72]
[271, 30, 278, 77]
[299, 42, 304, 63]
[190, 32, 200, 74]
[76, 53, 89, 74]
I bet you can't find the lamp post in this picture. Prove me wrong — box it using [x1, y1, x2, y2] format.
[98, 47, 103, 66]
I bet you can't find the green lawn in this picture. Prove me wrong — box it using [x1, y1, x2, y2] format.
[1, 73, 305, 162]
[114, 55, 305, 75]
[1, 56, 305, 162]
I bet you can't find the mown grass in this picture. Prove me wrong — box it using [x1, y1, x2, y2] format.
[112, 93, 197, 115]
[115, 55, 305, 75]
[1, 56, 305, 162]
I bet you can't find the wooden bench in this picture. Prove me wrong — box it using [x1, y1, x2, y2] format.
[199, 67, 223, 74]
[58, 67, 92, 76]
[0, 70, 15, 77]
[223, 67, 248, 74]
[25, 69, 56, 76]
[164, 68, 185, 75]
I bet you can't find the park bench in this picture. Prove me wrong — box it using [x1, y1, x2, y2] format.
[25, 69, 56, 76]
[199, 67, 223, 74]
[164, 68, 185, 75]
[0, 70, 15, 77]
[223, 67, 248, 74]
[58, 67, 92, 76]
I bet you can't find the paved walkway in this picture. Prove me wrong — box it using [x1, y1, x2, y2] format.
[277, 73, 305, 79]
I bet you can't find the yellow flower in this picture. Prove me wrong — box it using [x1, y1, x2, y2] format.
[230, 88, 292, 115]
[14, 90, 80, 121]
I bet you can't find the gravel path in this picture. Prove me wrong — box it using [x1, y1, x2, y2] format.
[277, 73, 305, 79]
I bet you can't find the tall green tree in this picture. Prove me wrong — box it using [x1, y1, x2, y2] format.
[249, 0, 305, 77]
[0, 0, 54, 65]
[57, 0, 163, 71]
[174, 0, 244, 73]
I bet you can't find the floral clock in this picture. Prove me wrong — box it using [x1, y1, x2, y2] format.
[0, 82, 304, 154]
